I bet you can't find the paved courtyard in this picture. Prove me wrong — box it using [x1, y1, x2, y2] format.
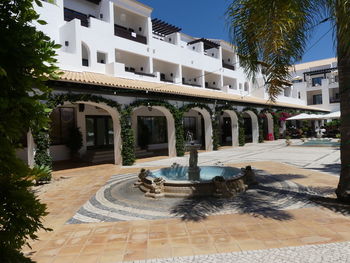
[25, 141, 350, 263]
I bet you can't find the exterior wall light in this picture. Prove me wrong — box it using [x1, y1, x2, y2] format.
[65, 41, 69, 47]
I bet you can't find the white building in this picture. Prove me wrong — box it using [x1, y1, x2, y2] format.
[19, 0, 326, 167]
[290, 57, 339, 113]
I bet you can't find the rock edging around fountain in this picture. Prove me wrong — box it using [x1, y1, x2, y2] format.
[134, 166, 258, 198]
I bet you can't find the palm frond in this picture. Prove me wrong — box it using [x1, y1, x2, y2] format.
[226, 0, 327, 101]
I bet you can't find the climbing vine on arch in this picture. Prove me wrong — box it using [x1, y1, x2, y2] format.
[121, 100, 185, 165]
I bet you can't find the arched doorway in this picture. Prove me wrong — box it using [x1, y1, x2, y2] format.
[132, 106, 176, 158]
[45, 100, 121, 167]
[220, 110, 239, 146]
[242, 110, 259, 143]
[183, 107, 213, 151]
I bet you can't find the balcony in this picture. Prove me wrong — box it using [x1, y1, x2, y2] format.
[205, 82, 220, 90]
[330, 97, 340, 103]
[125, 67, 155, 77]
[182, 80, 202, 87]
[160, 73, 174, 83]
[222, 61, 235, 71]
[64, 8, 90, 27]
[114, 24, 147, 45]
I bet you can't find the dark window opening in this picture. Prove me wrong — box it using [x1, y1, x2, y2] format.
[50, 107, 76, 145]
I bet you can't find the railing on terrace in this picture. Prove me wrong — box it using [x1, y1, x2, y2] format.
[182, 81, 202, 88]
[64, 8, 90, 27]
[114, 24, 147, 45]
[125, 67, 155, 77]
[330, 97, 340, 103]
[222, 60, 235, 71]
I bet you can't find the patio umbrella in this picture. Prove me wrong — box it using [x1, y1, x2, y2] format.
[321, 111, 340, 119]
[286, 113, 314, 120]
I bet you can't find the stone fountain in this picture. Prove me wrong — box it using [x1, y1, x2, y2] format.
[135, 132, 257, 198]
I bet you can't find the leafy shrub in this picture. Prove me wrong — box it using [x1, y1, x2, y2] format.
[65, 127, 83, 156]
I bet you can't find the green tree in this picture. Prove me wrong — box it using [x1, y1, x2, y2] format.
[0, 0, 59, 261]
[226, 0, 350, 202]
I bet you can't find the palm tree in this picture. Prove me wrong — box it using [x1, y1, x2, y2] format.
[226, 0, 350, 202]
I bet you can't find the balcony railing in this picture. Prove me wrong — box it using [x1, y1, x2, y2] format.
[330, 97, 340, 103]
[222, 61, 235, 71]
[125, 67, 155, 77]
[64, 8, 89, 27]
[182, 81, 202, 87]
[114, 24, 147, 45]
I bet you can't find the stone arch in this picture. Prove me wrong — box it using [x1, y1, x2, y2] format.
[222, 110, 239, 146]
[183, 107, 213, 151]
[242, 110, 259, 143]
[75, 101, 121, 165]
[132, 105, 176, 157]
[81, 41, 90, 67]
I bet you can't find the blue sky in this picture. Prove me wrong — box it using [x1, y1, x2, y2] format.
[140, 0, 336, 63]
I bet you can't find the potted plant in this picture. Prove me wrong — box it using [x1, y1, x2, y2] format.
[65, 127, 83, 160]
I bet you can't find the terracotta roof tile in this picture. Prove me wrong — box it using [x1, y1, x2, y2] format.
[57, 70, 328, 112]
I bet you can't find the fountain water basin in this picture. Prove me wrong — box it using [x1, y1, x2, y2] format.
[135, 133, 256, 198]
[151, 166, 242, 182]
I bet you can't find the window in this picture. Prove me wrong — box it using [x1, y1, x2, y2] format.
[298, 92, 301, 99]
[97, 52, 107, 64]
[312, 94, 323, 105]
[292, 79, 302, 83]
[50, 107, 76, 145]
[137, 116, 167, 146]
[312, 77, 323, 86]
[183, 117, 197, 140]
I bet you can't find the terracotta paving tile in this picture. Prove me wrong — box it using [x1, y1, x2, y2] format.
[237, 239, 267, 251]
[31, 255, 54, 263]
[65, 236, 89, 246]
[35, 247, 61, 258]
[215, 243, 241, 253]
[170, 237, 191, 248]
[172, 247, 194, 257]
[249, 230, 278, 241]
[147, 247, 173, 259]
[98, 248, 125, 262]
[51, 255, 78, 263]
[72, 229, 93, 238]
[57, 245, 84, 256]
[123, 249, 147, 261]
[190, 235, 213, 247]
[206, 227, 227, 235]
[192, 245, 218, 255]
[104, 240, 127, 251]
[230, 231, 253, 241]
[212, 234, 237, 245]
[148, 238, 171, 249]
[263, 240, 284, 249]
[168, 231, 188, 238]
[126, 240, 147, 250]
[74, 254, 100, 263]
[149, 231, 168, 240]
[86, 235, 109, 245]
[80, 244, 105, 255]
[128, 232, 148, 242]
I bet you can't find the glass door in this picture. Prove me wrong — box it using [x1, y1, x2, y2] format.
[86, 116, 114, 149]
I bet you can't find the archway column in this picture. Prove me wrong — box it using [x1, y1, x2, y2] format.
[27, 131, 35, 168]
[192, 107, 213, 151]
[265, 113, 275, 140]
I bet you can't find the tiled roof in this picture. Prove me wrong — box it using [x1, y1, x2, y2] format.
[57, 70, 328, 112]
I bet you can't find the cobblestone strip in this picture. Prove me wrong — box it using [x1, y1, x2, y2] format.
[126, 241, 350, 263]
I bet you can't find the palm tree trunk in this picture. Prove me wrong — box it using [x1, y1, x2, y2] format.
[335, 0, 350, 202]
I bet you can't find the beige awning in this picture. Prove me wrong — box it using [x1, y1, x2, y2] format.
[56, 70, 328, 112]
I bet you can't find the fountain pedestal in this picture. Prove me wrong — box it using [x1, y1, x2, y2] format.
[187, 143, 200, 181]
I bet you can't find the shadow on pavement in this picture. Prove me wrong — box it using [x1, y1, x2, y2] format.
[170, 171, 337, 222]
